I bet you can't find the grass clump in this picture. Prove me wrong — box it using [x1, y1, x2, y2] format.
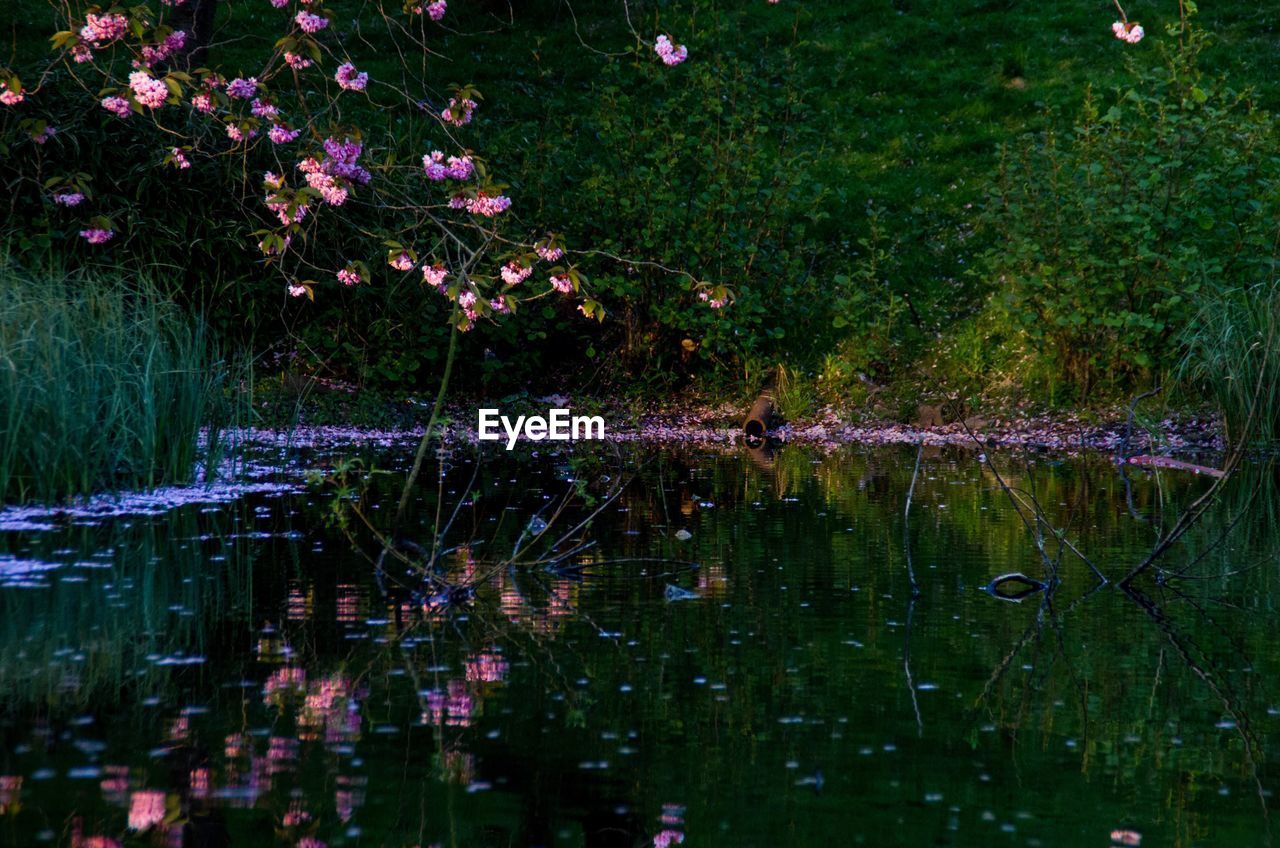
[0, 258, 231, 503]
[1177, 282, 1280, 449]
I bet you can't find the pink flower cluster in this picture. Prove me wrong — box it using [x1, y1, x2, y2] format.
[1112, 21, 1144, 43]
[263, 171, 310, 224]
[284, 52, 313, 69]
[269, 124, 301, 144]
[129, 71, 169, 109]
[550, 274, 572, 293]
[298, 137, 371, 206]
[54, 191, 85, 206]
[425, 0, 447, 20]
[226, 77, 258, 99]
[80, 227, 115, 244]
[80, 12, 127, 46]
[449, 191, 511, 217]
[127, 791, 166, 831]
[170, 147, 191, 169]
[139, 30, 187, 66]
[270, 0, 289, 7]
[101, 95, 131, 118]
[252, 98, 279, 118]
[699, 290, 727, 309]
[501, 261, 532, 285]
[536, 243, 564, 262]
[441, 97, 476, 126]
[226, 123, 256, 142]
[32, 125, 56, 143]
[335, 63, 368, 91]
[389, 252, 414, 271]
[295, 11, 328, 33]
[0, 88, 23, 106]
[422, 150, 473, 181]
[423, 263, 448, 291]
[191, 91, 214, 113]
[288, 282, 307, 297]
[654, 34, 688, 66]
[337, 267, 361, 285]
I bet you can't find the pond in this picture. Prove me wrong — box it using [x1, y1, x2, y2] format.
[0, 441, 1277, 847]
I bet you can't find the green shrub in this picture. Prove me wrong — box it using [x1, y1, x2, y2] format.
[979, 25, 1277, 400]
[0, 257, 231, 502]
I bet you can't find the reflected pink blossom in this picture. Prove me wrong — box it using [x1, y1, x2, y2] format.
[127, 790, 166, 830]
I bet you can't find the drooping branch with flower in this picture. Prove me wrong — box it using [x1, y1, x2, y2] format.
[1, 0, 729, 334]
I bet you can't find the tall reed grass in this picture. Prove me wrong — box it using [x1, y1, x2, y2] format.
[0, 258, 234, 503]
[1177, 281, 1280, 449]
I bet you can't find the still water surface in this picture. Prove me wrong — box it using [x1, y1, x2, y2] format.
[0, 442, 1277, 847]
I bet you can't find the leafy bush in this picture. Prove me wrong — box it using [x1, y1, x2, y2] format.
[0, 257, 231, 502]
[979, 25, 1277, 399]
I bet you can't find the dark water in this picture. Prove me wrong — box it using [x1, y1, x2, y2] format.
[1, 442, 1278, 847]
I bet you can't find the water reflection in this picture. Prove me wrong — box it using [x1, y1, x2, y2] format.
[0, 444, 1276, 846]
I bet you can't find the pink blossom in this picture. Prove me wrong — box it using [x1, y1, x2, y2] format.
[54, 191, 85, 206]
[170, 147, 191, 169]
[0, 89, 24, 106]
[33, 125, 56, 143]
[422, 263, 448, 291]
[226, 123, 257, 142]
[101, 95, 131, 118]
[457, 191, 511, 217]
[489, 296, 510, 314]
[191, 91, 214, 113]
[335, 63, 368, 91]
[501, 261, 532, 285]
[129, 71, 169, 109]
[421, 150, 473, 181]
[127, 790, 166, 831]
[535, 244, 564, 262]
[389, 252, 414, 271]
[465, 652, 509, 681]
[295, 11, 328, 32]
[337, 268, 361, 286]
[71, 43, 93, 63]
[284, 52, 313, 69]
[654, 34, 688, 66]
[270, 0, 289, 7]
[80, 227, 115, 244]
[288, 283, 307, 297]
[653, 830, 685, 848]
[440, 97, 476, 126]
[698, 290, 727, 309]
[251, 98, 279, 118]
[226, 77, 258, 99]
[550, 274, 572, 293]
[140, 30, 187, 66]
[425, 0, 447, 20]
[269, 124, 301, 144]
[1112, 21, 1144, 43]
[80, 12, 127, 46]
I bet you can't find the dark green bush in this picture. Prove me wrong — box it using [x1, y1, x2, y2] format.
[979, 27, 1277, 400]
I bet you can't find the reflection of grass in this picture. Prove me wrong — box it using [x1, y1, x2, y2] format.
[0, 509, 255, 711]
[0, 257, 231, 502]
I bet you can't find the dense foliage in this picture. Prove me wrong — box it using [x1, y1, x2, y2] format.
[1, 0, 1276, 407]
